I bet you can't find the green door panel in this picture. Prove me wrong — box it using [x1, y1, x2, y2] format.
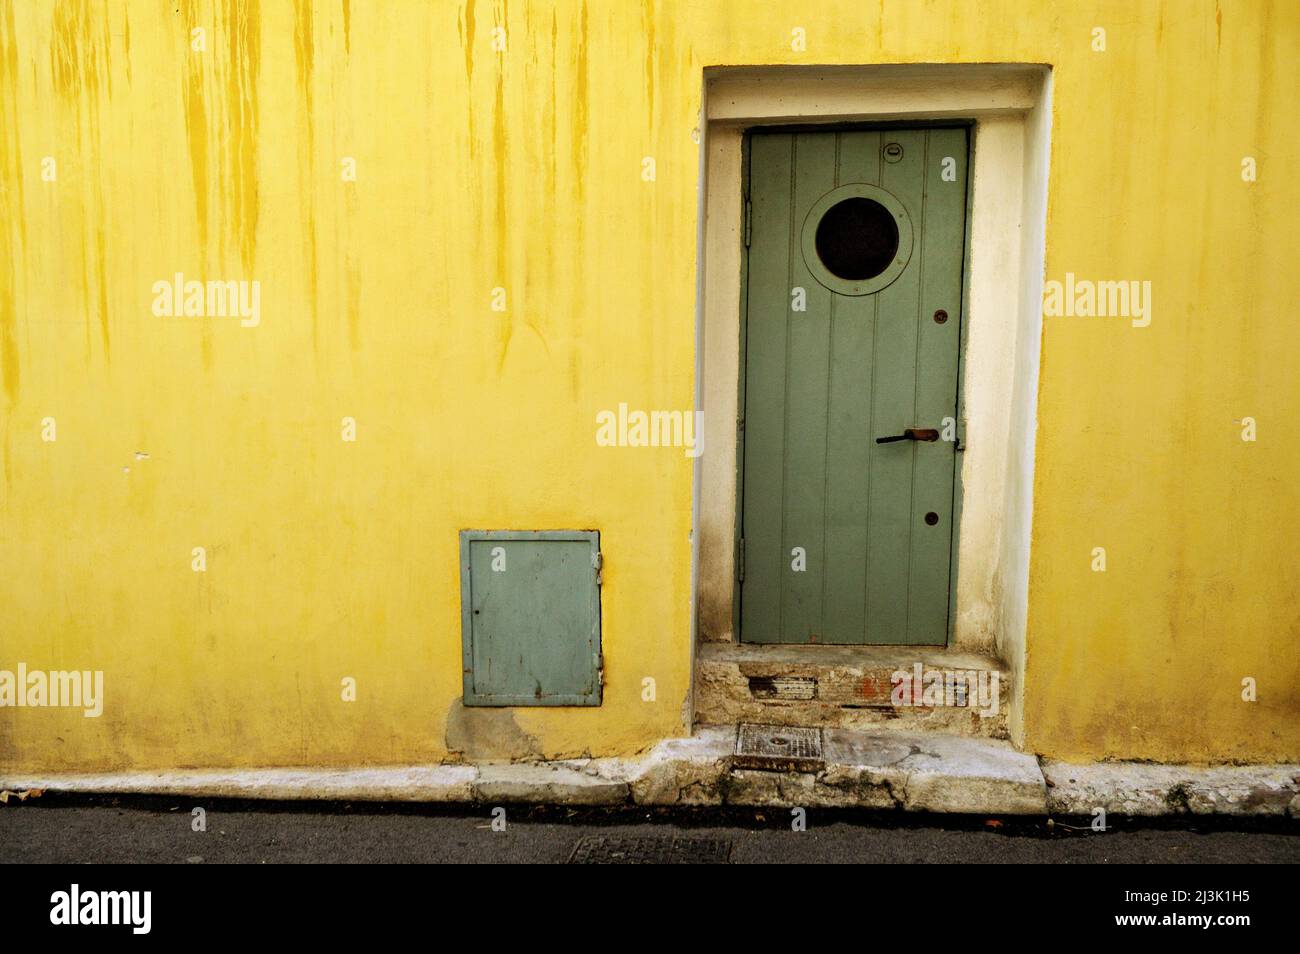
[739, 127, 970, 645]
[460, 530, 602, 705]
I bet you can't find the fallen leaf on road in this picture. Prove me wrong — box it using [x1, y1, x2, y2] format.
[0, 789, 44, 804]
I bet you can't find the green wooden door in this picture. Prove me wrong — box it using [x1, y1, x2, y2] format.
[739, 127, 969, 645]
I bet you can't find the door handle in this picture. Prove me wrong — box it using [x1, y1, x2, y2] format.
[875, 427, 941, 444]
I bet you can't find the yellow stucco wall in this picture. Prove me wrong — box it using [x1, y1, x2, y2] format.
[0, 1, 1295, 771]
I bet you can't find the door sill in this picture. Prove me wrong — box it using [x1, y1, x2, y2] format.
[706, 641, 1001, 671]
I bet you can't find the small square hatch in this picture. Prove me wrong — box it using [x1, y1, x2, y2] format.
[459, 530, 602, 707]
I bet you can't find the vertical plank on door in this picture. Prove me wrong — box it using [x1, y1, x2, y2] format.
[906, 126, 968, 644]
[865, 129, 927, 643]
[739, 133, 794, 642]
[781, 131, 837, 642]
[821, 130, 881, 644]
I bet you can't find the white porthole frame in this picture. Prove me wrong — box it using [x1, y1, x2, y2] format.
[799, 182, 914, 296]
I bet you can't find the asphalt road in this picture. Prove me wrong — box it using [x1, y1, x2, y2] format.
[2, 796, 1298, 863]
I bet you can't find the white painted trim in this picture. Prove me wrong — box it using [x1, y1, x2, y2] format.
[707, 64, 1043, 124]
[1000, 69, 1053, 744]
[0, 766, 478, 802]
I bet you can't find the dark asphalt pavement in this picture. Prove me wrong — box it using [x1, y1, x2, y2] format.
[2, 796, 1298, 863]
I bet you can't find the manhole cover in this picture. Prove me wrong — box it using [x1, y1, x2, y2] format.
[733, 723, 824, 771]
[567, 835, 733, 864]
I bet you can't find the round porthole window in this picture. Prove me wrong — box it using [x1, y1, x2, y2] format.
[800, 183, 913, 296]
[815, 198, 899, 281]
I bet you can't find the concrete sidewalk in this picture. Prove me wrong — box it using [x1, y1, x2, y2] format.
[4, 725, 1298, 818]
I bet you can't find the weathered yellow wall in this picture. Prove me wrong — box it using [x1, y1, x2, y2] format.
[0, 1, 1295, 771]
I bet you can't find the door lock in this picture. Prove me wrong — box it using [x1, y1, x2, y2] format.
[875, 427, 941, 444]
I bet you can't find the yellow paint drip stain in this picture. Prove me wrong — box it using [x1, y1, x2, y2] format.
[461, 0, 477, 161]
[293, 0, 319, 346]
[178, 0, 265, 370]
[462, 0, 476, 85]
[345, 250, 361, 351]
[338, 2, 361, 352]
[547, 10, 557, 200]
[573, 0, 588, 207]
[224, 0, 261, 274]
[1, 419, 10, 491]
[0, 263, 17, 405]
[95, 227, 110, 357]
[122, 8, 130, 85]
[293, 0, 314, 113]
[341, 147, 360, 348]
[181, 1, 262, 283]
[561, 0, 590, 392]
[0, 251, 18, 405]
[643, 0, 655, 122]
[51, 0, 113, 359]
[179, 0, 212, 373]
[488, 0, 514, 370]
[493, 73, 507, 277]
[0, 2, 26, 402]
[182, 0, 210, 251]
[494, 67, 511, 371]
[50, 0, 106, 101]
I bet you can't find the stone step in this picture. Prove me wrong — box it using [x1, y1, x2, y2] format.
[695, 641, 1009, 739]
[722, 725, 1046, 813]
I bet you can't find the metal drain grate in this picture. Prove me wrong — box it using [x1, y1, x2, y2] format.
[567, 835, 733, 864]
[733, 723, 824, 771]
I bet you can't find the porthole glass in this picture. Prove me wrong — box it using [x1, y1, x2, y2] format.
[814, 197, 900, 282]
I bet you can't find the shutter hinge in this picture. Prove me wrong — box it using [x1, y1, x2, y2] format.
[743, 199, 753, 247]
[737, 538, 745, 582]
[593, 550, 603, 585]
[597, 653, 605, 687]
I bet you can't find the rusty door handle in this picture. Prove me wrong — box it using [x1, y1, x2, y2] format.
[875, 427, 941, 444]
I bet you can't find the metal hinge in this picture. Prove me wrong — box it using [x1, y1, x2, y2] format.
[597, 653, 605, 687]
[593, 550, 603, 585]
[743, 199, 752, 247]
[737, 538, 745, 582]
